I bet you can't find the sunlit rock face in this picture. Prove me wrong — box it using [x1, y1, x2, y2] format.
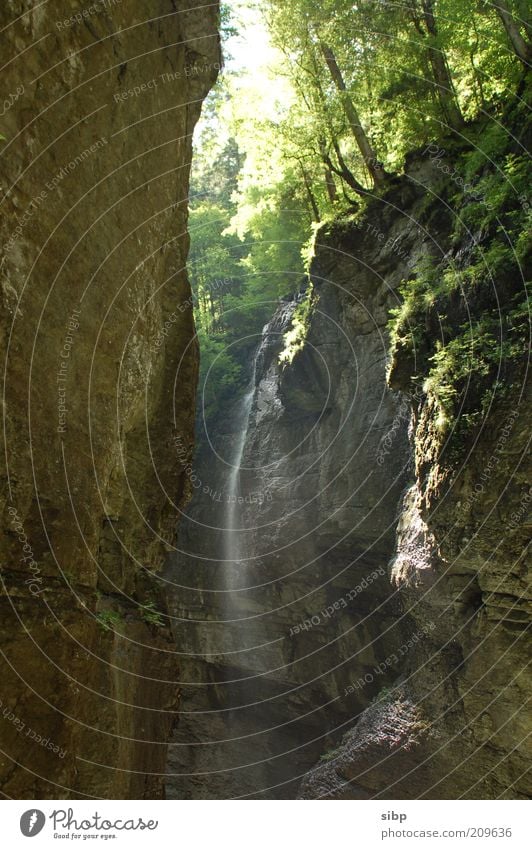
[0, 1, 220, 798]
[165, 204, 415, 798]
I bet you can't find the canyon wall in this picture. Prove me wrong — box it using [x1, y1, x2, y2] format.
[0, 1, 219, 798]
[301, 125, 531, 799]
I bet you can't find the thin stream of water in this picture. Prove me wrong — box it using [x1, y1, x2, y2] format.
[223, 355, 258, 591]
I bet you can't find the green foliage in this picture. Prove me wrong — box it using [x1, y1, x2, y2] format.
[319, 746, 340, 762]
[389, 108, 531, 437]
[140, 601, 165, 628]
[189, 0, 530, 438]
[96, 610, 124, 632]
[261, 0, 527, 200]
[279, 286, 314, 366]
[189, 46, 312, 423]
[197, 328, 244, 421]
[373, 686, 392, 704]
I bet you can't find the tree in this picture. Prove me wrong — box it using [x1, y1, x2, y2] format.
[318, 39, 386, 186]
[491, 1, 531, 67]
[261, 1, 388, 193]
[408, 0, 464, 130]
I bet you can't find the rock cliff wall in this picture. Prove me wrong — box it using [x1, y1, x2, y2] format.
[301, 116, 531, 799]
[0, 1, 220, 798]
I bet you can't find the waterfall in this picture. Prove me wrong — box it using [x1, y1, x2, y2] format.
[222, 303, 296, 590]
[223, 355, 258, 590]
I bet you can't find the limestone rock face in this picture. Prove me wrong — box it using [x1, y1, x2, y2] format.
[0, 1, 219, 798]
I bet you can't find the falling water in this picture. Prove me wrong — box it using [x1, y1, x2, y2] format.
[223, 356, 258, 590]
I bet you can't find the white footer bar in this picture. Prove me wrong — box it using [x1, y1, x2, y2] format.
[3, 799, 529, 848]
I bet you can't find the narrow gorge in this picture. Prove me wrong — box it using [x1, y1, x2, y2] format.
[166, 135, 531, 798]
[0, 0, 530, 805]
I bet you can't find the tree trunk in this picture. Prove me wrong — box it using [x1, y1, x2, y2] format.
[493, 1, 531, 66]
[470, 17, 487, 109]
[209, 293, 216, 332]
[319, 139, 338, 202]
[323, 165, 338, 202]
[319, 40, 385, 187]
[321, 143, 366, 196]
[300, 163, 321, 221]
[201, 292, 210, 334]
[421, 0, 464, 130]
